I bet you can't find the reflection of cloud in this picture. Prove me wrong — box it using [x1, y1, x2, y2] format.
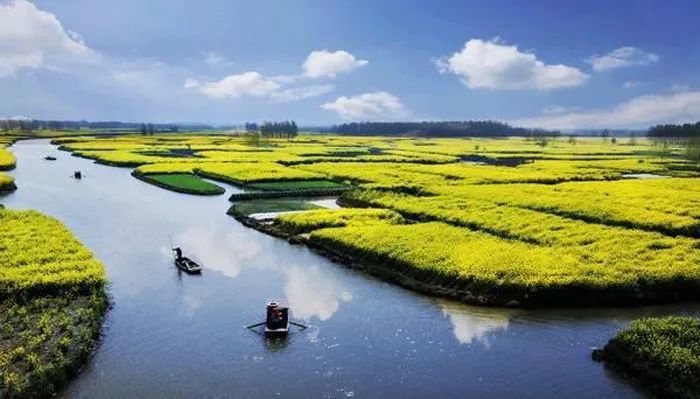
[171, 226, 262, 278]
[182, 293, 203, 317]
[438, 300, 512, 346]
[284, 265, 352, 321]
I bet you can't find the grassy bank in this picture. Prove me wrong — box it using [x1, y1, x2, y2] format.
[0, 209, 107, 398]
[132, 171, 224, 195]
[228, 199, 322, 216]
[594, 316, 700, 398]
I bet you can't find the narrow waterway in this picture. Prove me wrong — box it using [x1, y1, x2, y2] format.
[3, 140, 698, 398]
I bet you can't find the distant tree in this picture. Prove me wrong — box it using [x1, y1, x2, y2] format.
[140, 123, 148, 135]
[567, 135, 577, 145]
[611, 137, 617, 144]
[648, 122, 700, 138]
[326, 121, 560, 137]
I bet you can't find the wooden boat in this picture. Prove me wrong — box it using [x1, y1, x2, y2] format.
[264, 301, 289, 337]
[44, 156, 57, 161]
[174, 256, 202, 274]
[246, 301, 306, 337]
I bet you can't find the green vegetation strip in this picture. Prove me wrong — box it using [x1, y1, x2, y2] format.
[228, 199, 321, 217]
[595, 316, 700, 398]
[133, 172, 225, 195]
[0, 209, 107, 397]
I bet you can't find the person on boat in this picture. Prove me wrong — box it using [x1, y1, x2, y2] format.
[173, 247, 183, 260]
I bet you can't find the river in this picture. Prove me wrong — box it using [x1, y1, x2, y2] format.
[3, 139, 698, 398]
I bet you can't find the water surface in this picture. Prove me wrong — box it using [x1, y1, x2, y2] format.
[3, 140, 698, 398]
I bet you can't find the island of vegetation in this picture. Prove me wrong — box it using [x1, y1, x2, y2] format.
[0, 208, 107, 398]
[593, 316, 700, 399]
[0, 139, 17, 192]
[50, 123, 700, 308]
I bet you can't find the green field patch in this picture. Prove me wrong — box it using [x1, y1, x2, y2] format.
[229, 199, 322, 216]
[138, 173, 225, 195]
[247, 179, 347, 191]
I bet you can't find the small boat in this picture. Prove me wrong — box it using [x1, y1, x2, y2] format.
[246, 301, 307, 337]
[73, 171, 82, 179]
[172, 247, 202, 274]
[44, 156, 57, 161]
[264, 301, 290, 337]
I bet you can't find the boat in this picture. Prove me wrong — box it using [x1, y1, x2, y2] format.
[246, 301, 307, 337]
[73, 171, 82, 179]
[44, 155, 57, 161]
[172, 247, 202, 274]
[264, 301, 290, 337]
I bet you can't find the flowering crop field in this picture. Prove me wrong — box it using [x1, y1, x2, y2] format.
[0, 208, 107, 397]
[56, 133, 700, 306]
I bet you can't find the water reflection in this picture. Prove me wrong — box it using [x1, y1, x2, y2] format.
[438, 300, 514, 346]
[170, 225, 262, 278]
[284, 264, 352, 321]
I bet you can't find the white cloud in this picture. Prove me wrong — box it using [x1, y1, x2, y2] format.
[0, 0, 97, 77]
[321, 91, 406, 120]
[270, 84, 334, 102]
[623, 80, 641, 89]
[184, 71, 280, 99]
[302, 49, 368, 78]
[203, 51, 232, 66]
[586, 47, 659, 72]
[515, 91, 700, 129]
[436, 38, 588, 90]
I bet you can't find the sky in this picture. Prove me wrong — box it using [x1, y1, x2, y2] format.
[1, 0, 699, 129]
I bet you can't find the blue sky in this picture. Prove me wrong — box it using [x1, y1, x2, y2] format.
[1, 0, 699, 128]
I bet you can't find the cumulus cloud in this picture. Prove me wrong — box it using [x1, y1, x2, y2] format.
[270, 84, 335, 102]
[436, 38, 588, 90]
[321, 91, 406, 120]
[302, 49, 368, 78]
[586, 46, 658, 72]
[0, 0, 97, 77]
[515, 91, 700, 129]
[184, 71, 280, 99]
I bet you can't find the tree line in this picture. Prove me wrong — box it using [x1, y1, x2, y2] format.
[0, 119, 196, 133]
[647, 122, 700, 138]
[245, 121, 298, 139]
[325, 121, 561, 137]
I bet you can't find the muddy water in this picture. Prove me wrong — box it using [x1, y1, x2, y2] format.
[3, 140, 698, 398]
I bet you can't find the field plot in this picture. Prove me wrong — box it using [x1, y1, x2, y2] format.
[0, 208, 107, 397]
[0, 143, 16, 192]
[133, 173, 225, 195]
[596, 316, 700, 398]
[57, 134, 700, 306]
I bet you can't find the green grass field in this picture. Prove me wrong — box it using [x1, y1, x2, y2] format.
[142, 173, 225, 195]
[229, 199, 322, 216]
